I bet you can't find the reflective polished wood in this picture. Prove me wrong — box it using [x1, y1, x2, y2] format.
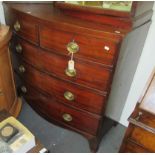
[0, 25, 21, 117]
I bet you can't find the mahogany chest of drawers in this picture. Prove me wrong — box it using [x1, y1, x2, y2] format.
[119, 69, 155, 153]
[3, 2, 153, 152]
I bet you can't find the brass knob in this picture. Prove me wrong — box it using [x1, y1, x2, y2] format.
[21, 86, 27, 93]
[16, 44, 22, 53]
[67, 41, 79, 54]
[65, 68, 76, 77]
[62, 113, 72, 122]
[14, 21, 21, 32]
[18, 65, 25, 73]
[64, 91, 75, 101]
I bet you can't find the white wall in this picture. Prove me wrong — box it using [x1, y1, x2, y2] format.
[105, 20, 151, 125]
[0, 1, 5, 24]
[106, 3, 155, 127]
[119, 3, 155, 126]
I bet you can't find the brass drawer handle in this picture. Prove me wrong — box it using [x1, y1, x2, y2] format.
[64, 91, 75, 101]
[62, 113, 73, 122]
[65, 68, 76, 77]
[16, 44, 22, 53]
[18, 65, 25, 73]
[67, 41, 79, 54]
[135, 112, 143, 121]
[21, 86, 27, 93]
[14, 21, 21, 32]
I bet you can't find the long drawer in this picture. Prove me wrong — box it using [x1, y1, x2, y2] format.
[13, 38, 112, 92]
[16, 61, 106, 115]
[23, 83, 101, 135]
[40, 26, 120, 66]
[129, 126, 155, 152]
[121, 140, 150, 153]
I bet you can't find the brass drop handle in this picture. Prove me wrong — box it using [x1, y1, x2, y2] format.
[21, 86, 27, 93]
[62, 113, 73, 122]
[18, 65, 26, 73]
[135, 111, 143, 121]
[64, 91, 75, 101]
[67, 41, 79, 54]
[65, 68, 76, 77]
[14, 21, 21, 32]
[16, 44, 22, 53]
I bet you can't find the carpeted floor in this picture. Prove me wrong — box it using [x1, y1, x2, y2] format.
[18, 99, 126, 153]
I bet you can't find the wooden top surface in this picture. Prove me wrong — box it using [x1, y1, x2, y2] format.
[3, 2, 128, 38]
[129, 108, 155, 134]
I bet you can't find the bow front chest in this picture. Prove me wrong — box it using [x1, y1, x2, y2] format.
[3, 2, 153, 152]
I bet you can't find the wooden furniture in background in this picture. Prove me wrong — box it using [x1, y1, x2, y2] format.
[0, 25, 21, 117]
[3, 2, 153, 152]
[119, 69, 155, 153]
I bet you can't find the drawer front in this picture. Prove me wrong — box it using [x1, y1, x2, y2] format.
[122, 140, 149, 153]
[129, 126, 155, 152]
[13, 38, 112, 92]
[16, 62, 106, 115]
[40, 26, 119, 66]
[23, 84, 101, 135]
[8, 11, 38, 44]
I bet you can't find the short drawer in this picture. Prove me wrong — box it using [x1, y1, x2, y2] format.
[129, 126, 155, 152]
[16, 62, 106, 115]
[13, 38, 112, 92]
[23, 84, 101, 135]
[9, 11, 39, 44]
[40, 26, 119, 66]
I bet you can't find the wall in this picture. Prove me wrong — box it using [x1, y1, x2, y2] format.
[106, 2, 155, 126]
[119, 3, 155, 126]
[105, 21, 151, 126]
[0, 2, 5, 24]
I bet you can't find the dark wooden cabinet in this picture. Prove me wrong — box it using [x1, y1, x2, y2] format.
[3, 2, 153, 152]
[119, 69, 155, 153]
